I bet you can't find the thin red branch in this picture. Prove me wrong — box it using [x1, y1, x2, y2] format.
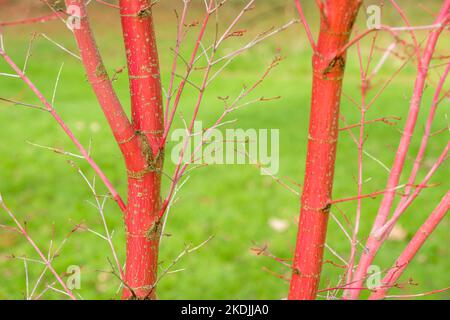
[347, 1, 450, 299]
[339, 116, 401, 131]
[330, 186, 404, 205]
[399, 62, 450, 204]
[161, 0, 215, 146]
[0, 50, 126, 213]
[388, 0, 421, 61]
[369, 192, 449, 300]
[0, 13, 62, 27]
[96, 0, 120, 9]
[294, 0, 316, 52]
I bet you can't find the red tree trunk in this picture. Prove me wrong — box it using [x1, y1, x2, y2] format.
[289, 0, 361, 300]
[65, 0, 163, 299]
[119, 0, 164, 300]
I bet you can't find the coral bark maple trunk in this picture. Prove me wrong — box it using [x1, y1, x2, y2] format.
[119, 0, 164, 300]
[65, 0, 164, 299]
[289, 0, 361, 300]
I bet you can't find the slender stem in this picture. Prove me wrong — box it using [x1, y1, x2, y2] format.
[164, 0, 190, 123]
[399, 63, 450, 204]
[369, 192, 449, 300]
[294, 0, 316, 51]
[388, 0, 421, 61]
[0, 13, 62, 27]
[346, 38, 366, 295]
[0, 50, 126, 213]
[347, 1, 450, 298]
[0, 198, 76, 300]
[383, 143, 449, 231]
[161, 0, 215, 145]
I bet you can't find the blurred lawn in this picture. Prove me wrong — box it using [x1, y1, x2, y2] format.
[0, 1, 448, 299]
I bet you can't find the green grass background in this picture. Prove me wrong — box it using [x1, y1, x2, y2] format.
[0, 1, 448, 299]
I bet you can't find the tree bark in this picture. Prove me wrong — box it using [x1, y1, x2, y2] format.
[289, 0, 361, 300]
[119, 0, 164, 300]
[65, 0, 164, 299]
